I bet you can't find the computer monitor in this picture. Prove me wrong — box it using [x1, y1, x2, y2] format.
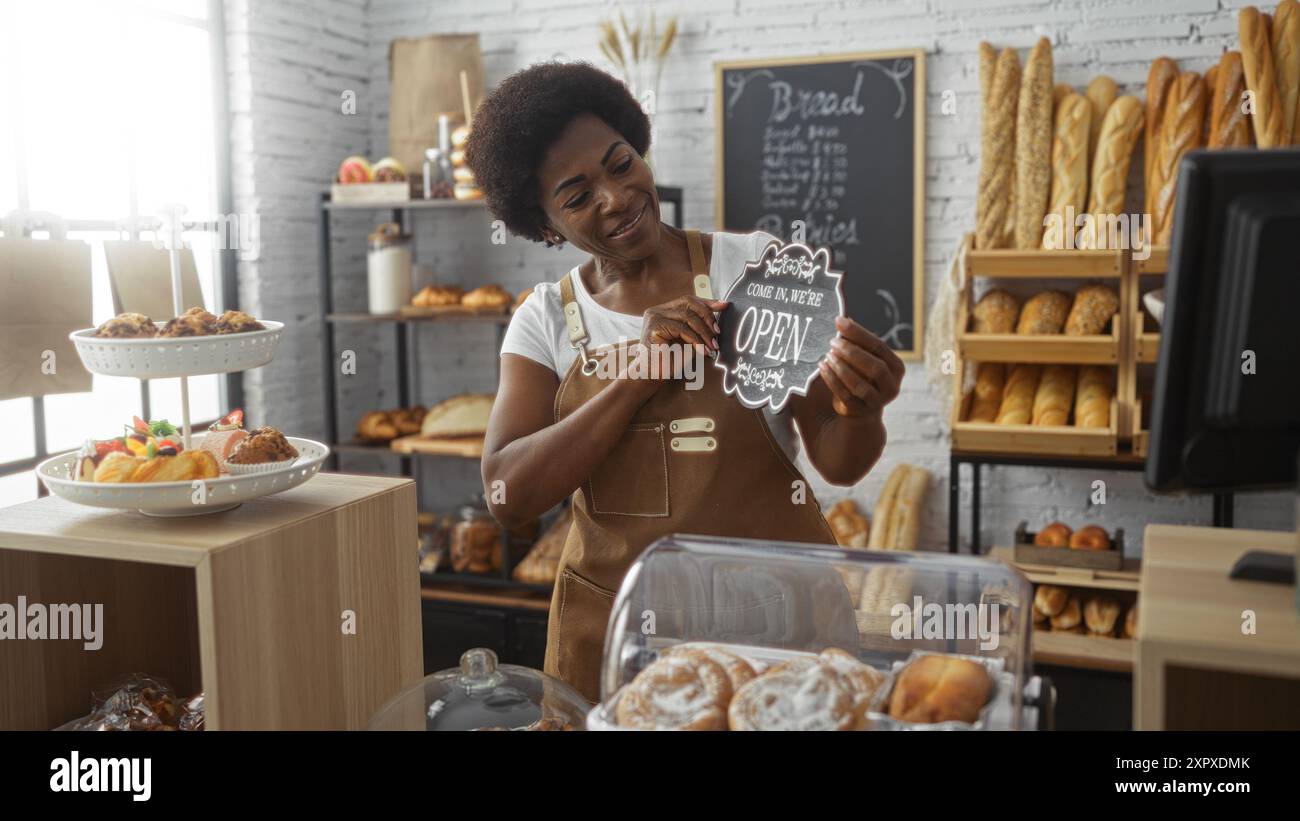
[1146, 148, 1300, 495]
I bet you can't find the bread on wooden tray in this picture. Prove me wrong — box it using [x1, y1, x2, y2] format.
[971, 288, 1020, 333]
[1074, 365, 1112, 428]
[996, 364, 1041, 425]
[1034, 522, 1072, 547]
[1065, 283, 1120, 336]
[420, 393, 495, 438]
[1016, 290, 1071, 334]
[1031, 364, 1076, 426]
[968, 362, 1006, 423]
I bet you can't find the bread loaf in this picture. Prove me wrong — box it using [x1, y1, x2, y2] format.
[1204, 61, 1220, 145]
[1035, 522, 1072, 547]
[1016, 290, 1071, 334]
[1085, 75, 1118, 164]
[996, 364, 1042, 425]
[977, 48, 1022, 250]
[1274, 0, 1300, 144]
[827, 499, 870, 548]
[1031, 364, 1076, 426]
[1083, 96, 1144, 249]
[1053, 83, 1073, 106]
[1150, 72, 1207, 246]
[979, 41, 997, 108]
[868, 464, 909, 549]
[1014, 37, 1054, 249]
[1240, 6, 1289, 147]
[1084, 596, 1121, 636]
[887, 655, 992, 725]
[1051, 596, 1082, 630]
[1034, 584, 1069, 618]
[1074, 365, 1112, 428]
[1209, 51, 1254, 148]
[1065, 283, 1120, 335]
[1043, 93, 1092, 250]
[968, 362, 1006, 423]
[888, 467, 931, 550]
[971, 288, 1020, 333]
[1144, 57, 1179, 206]
[1124, 604, 1138, 639]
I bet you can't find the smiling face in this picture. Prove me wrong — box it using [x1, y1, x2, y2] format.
[534, 112, 661, 261]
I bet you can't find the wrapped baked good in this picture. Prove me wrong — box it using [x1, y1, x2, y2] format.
[1065, 284, 1120, 336]
[1016, 290, 1070, 334]
[886, 654, 993, 725]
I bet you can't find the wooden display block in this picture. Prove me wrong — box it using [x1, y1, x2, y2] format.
[330, 181, 410, 204]
[0, 474, 422, 730]
[958, 322, 1120, 364]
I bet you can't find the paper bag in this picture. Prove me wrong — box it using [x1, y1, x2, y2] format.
[388, 33, 484, 173]
[103, 241, 205, 319]
[0, 238, 94, 400]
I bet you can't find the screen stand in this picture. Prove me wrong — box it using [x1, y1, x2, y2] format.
[1228, 550, 1297, 585]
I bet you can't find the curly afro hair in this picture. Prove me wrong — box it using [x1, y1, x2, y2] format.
[465, 61, 651, 244]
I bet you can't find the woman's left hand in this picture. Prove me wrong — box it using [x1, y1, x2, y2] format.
[816, 316, 905, 418]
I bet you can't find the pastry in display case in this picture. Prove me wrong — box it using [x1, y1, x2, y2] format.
[367, 648, 586, 731]
[449, 502, 503, 574]
[587, 534, 1052, 730]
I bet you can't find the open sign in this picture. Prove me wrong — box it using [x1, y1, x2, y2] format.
[716, 240, 845, 411]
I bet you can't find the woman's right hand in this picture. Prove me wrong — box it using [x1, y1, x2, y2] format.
[641, 295, 729, 350]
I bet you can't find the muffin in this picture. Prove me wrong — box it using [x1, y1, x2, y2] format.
[95, 312, 158, 338]
[227, 426, 299, 466]
[159, 307, 218, 337]
[214, 309, 264, 334]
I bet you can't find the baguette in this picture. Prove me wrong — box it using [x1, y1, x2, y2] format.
[1043, 93, 1092, 249]
[1209, 51, 1254, 148]
[1031, 364, 1076, 426]
[996, 364, 1042, 425]
[979, 41, 997, 109]
[977, 48, 1021, 250]
[1053, 83, 1073, 106]
[1085, 75, 1118, 164]
[1075, 365, 1112, 428]
[1150, 72, 1207, 246]
[1240, 6, 1289, 147]
[1082, 96, 1143, 249]
[1203, 61, 1220, 145]
[888, 467, 932, 550]
[1144, 57, 1179, 209]
[868, 465, 910, 549]
[1275, 0, 1300, 144]
[968, 362, 1005, 423]
[1014, 37, 1054, 249]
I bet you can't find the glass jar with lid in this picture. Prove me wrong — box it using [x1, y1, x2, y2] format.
[366, 222, 412, 314]
[367, 648, 588, 730]
[450, 501, 502, 575]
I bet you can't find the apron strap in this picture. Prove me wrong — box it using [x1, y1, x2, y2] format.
[559, 270, 600, 376]
[686, 229, 713, 299]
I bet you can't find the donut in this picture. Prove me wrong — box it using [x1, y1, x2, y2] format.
[728, 662, 860, 731]
[662, 644, 757, 691]
[615, 654, 732, 731]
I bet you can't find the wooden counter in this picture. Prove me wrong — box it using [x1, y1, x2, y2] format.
[1135, 524, 1300, 730]
[0, 473, 423, 730]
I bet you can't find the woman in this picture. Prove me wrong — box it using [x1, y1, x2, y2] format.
[466, 62, 903, 702]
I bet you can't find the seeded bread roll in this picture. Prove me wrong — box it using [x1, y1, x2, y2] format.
[1065, 283, 1120, 336]
[1014, 37, 1054, 249]
[977, 47, 1022, 250]
[1144, 57, 1179, 209]
[1240, 6, 1289, 147]
[1274, 0, 1300, 144]
[1085, 75, 1118, 164]
[1150, 72, 1207, 246]
[1209, 51, 1254, 148]
[1016, 290, 1071, 334]
[1043, 93, 1092, 249]
[971, 288, 1020, 333]
[1082, 96, 1144, 249]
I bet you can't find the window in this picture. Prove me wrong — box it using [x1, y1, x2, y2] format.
[0, 0, 234, 507]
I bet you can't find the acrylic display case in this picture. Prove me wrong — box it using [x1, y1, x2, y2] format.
[588, 534, 1053, 730]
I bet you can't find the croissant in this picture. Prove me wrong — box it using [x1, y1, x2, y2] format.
[131, 450, 220, 482]
[93, 452, 146, 483]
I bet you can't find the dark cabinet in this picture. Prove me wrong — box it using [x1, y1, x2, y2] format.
[420, 597, 549, 674]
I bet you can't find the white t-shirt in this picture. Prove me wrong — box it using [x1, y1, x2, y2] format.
[500, 230, 800, 463]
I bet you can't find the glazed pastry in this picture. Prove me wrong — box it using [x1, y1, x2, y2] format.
[1085, 596, 1122, 636]
[976, 46, 1021, 250]
[159, 307, 218, 337]
[996, 364, 1041, 425]
[968, 363, 1005, 423]
[1074, 365, 1112, 428]
[826, 498, 870, 548]
[131, 449, 220, 482]
[1069, 524, 1111, 551]
[1034, 522, 1072, 547]
[356, 411, 399, 443]
[1034, 584, 1069, 618]
[971, 289, 1020, 334]
[1065, 284, 1120, 336]
[214, 310, 264, 334]
[616, 654, 732, 731]
[1050, 596, 1082, 631]
[887, 654, 992, 725]
[93, 452, 147, 483]
[95, 312, 157, 338]
[1016, 290, 1070, 334]
[1031, 364, 1076, 426]
[819, 648, 887, 703]
[462, 284, 511, 309]
[411, 285, 464, 308]
[1014, 37, 1054, 249]
[227, 427, 298, 465]
[728, 662, 860, 731]
[663, 644, 758, 692]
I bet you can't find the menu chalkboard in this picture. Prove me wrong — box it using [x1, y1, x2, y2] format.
[715, 50, 926, 358]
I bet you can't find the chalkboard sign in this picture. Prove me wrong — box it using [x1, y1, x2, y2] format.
[715, 50, 926, 359]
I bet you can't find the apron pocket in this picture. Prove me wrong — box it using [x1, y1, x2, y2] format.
[586, 422, 670, 517]
[553, 566, 618, 703]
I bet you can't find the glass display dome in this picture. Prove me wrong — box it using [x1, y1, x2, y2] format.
[368, 648, 589, 731]
[588, 534, 1051, 731]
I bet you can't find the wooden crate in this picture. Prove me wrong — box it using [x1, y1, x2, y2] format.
[1012, 521, 1125, 570]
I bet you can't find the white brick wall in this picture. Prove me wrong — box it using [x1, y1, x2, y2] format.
[228, 0, 1293, 549]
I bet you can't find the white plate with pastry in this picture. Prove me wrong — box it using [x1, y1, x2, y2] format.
[37, 431, 328, 517]
[71, 307, 283, 378]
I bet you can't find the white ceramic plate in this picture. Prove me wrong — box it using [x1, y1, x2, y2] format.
[36, 435, 329, 516]
[70, 320, 284, 378]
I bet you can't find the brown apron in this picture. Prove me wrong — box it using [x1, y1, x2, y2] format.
[542, 230, 838, 703]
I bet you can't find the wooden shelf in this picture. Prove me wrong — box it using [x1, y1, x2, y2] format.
[1132, 246, 1169, 275]
[420, 584, 552, 612]
[324, 198, 486, 211]
[966, 240, 1123, 279]
[1134, 311, 1160, 363]
[1032, 629, 1134, 672]
[958, 324, 1120, 364]
[952, 397, 1119, 457]
[327, 312, 512, 325]
[991, 545, 1140, 591]
[391, 435, 484, 458]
